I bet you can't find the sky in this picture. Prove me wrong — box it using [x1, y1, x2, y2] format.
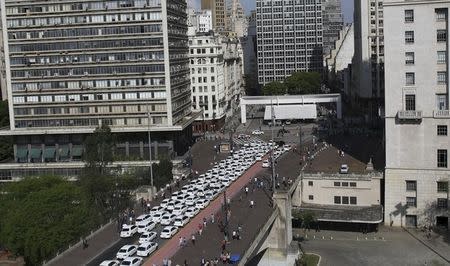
[189, 0, 354, 23]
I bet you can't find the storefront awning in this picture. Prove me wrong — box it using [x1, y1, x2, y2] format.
[16, 147, 28, 159]
[43, 147, 56, 159]
[72, 146, 83, 157]
[30, 148, 41, 159]
[58, 145, 69, 157]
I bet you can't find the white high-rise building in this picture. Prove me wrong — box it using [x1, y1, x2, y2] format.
[384, 0, 450, 229]
[0, 0, 196, 179]
[352, 0, 384, 121]
[197, 10, 213, 33]
[256, 0, 323, 86]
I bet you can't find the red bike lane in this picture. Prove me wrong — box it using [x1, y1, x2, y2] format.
[145, 159, 265, 265]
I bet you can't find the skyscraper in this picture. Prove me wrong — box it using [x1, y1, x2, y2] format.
[384, 0, 450, 228]
[352, 0, 384, 121]
[0, 0, 195, 177]
[322, 0, 343, 58]
[256, 0, 323, 86]
[201, 0, 226, 32]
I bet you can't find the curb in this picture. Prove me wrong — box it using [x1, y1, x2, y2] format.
[403, 228, 450, 263]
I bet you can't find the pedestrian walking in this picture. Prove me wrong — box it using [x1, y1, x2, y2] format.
[203, 217, 207, 227]
[250, 200, 254, 208]
[245, 186, 249, 196]
[198, 223, 203, 235]
[163, 258, 168, 266]
[191, 234, 196, 245]
[179, 237, 183, 247]
[182, 236, 187, 247]
[210, 213, 215, 223]
[168, 259, 172, 266]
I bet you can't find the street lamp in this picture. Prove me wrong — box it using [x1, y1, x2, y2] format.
[270, 98, 276, 192]
[147, 111, 154, 191]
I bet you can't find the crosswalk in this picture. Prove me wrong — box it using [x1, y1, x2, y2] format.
[233, 136, 265, 146]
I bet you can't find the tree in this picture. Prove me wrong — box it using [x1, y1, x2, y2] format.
[285, 71, 322, 95]
[84, 124, 116, 173]
[262, 81, 288, 96]
[0, 100, 12, 161]
[0, 176, 97, 265]
[293, 210, 316, 231]
[152, 157, 173, 189]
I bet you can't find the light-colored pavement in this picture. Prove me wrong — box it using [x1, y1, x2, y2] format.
[297, 228, 449, 266]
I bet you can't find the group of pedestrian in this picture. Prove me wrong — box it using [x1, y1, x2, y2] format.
[162, 258, 172, 266]
[199, 257, 220, 266]
[140, 197, 151, 213]
[117, 208, 135, 231]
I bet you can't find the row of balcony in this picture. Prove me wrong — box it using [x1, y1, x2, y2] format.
[396, 110, 450, 120]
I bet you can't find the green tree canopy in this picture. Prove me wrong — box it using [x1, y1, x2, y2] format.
[262, 81, 288, 96]
[84, 124, 116, 173]
[151, 156, 173, 189]
[0, 176, 96, 265]
[285, 71, 322, 95]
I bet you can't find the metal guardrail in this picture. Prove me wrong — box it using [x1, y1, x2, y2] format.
[434, 110, 450, 118]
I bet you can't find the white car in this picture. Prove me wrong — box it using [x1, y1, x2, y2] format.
[185, 206, 200, 218]
[340, 164, 349, 174]
[185, 196, 197, 206]
[172, 204, 187, 216]
[283, 144, 292, 152]
[170, 191, 182, 200]
[160, 213, 176, 225]
[100, 260, 120, 266]
[150, 206, 165, 215]
[120, 225, 138, 238]
[160, 226, 178, 239]
[262, 160, 270, 168]
[166, 200, 182, 211]
[255, 155, 262, 161]
[152, 212, 166, 224]
[252, 130, 264, 135]
[135, 214, 152, 226]
[137, 220, 156, 234]
[139, 231, 157, 244]
[116, 245, 138, 260]
[195, 198, 209, 209]
[120, 256, 143, 266]
[137, 242, 158, 257]
[159, 199, 170, 208]
[173, 215, 190, 227]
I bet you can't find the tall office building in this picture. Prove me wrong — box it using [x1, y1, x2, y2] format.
[352, 0, 384, 121]
[384, 0, 450, 228]
[256, 0, 323, 86]
[201, 0, 226, 32]
[0, 0, 195, 178]
[321, 0, 343, 58]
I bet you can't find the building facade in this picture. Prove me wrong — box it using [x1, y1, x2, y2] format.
[188, 31, 226, 132]
[384, 0, 450, 229]
[321, 0, 343, 58]
[0, 0, 196, 179]
[196, 9, 213, 33]
[201, 0, 225, 32]
[225, 0, 248, 38]
[352, 0, 384, 122]
[256, 0, 324, 86]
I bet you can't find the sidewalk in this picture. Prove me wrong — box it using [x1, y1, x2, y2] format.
[404, 228, 450, 263]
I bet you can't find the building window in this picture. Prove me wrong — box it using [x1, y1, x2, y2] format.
[438, 72, 447, 84]
[436, 94, 448, 110]
[437, 51, 447, 64]
[405, 94, 416, 111]
[405, 10, 414, 23]
[334, 196, 341, 204]
[405, 31, 414, 44]
[437, 149, 448, 168]
[342, 196, 349, 204]
[350, 197, 357, 205]
[405, 52, 415, 65]
[308, 181, 313, 186]
[406, 72, 415, 85]
[308, 195, 314, 200]
[342, 182, 348, 187]
[437, 125, 448, 136]
[334, 182, 340, 186]
[406, 181, 417, 191]
[437, 181, 449, 192]
[406, 197, 417, 207]
[436, 9, 447, 21]
[437, 30, 447, 42]
[437, 198, 448, 208]
[350, 182, 357, 187]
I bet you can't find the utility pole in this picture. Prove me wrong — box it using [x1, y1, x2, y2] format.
[223, 191, 230, 240]
[299, 124, 303, 154]
[270, 98, 276, 192]
[147, 111, 154, 191]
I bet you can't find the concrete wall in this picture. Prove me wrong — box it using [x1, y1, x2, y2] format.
[384, 0, 450, 227]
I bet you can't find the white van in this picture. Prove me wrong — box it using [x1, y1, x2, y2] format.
[137, 220, 156, 233]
